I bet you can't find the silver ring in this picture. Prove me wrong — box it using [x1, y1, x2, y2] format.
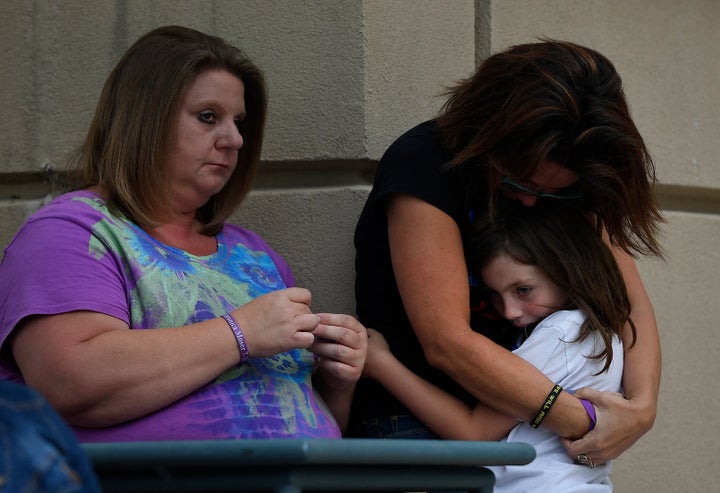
[577, 453, 596, 469]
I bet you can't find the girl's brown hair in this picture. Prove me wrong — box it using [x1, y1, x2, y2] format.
[437, 39, 663, 257]
[69, 25, 267, 235]
[465, 201, 637, 374]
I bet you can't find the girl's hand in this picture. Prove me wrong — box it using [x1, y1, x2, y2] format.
[362, 328, 393, 379]
[366, 328, 390, 352]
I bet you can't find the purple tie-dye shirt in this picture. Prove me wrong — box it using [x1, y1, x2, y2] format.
[0, 191, 340, 441]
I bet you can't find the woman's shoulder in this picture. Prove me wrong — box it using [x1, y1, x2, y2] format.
[381, 120, 445, 161]
[373, 120, 458, 203]
[394, 119, 439, 142]
[5, 190, 111, 248]
[27, 190, 109, 224]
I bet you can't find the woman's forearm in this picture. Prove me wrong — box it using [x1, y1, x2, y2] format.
[13, 312, 241, 427]
[614, 248, 661, 427]
[618, 307, 660, 435]
[430, 328, 590, 439]
[13, 288, 321, 428]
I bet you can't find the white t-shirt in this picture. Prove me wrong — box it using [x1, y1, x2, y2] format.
[490, 309, 624, 493]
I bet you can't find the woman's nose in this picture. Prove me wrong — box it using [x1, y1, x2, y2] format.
[218, 123, 244, 150]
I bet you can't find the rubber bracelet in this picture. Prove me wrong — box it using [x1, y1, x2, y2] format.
[530, 384, 563, 429]
[579, 398, 597, 431]
[221, 314, 250, 363]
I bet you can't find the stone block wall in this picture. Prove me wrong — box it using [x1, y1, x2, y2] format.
[2, 1, 718, 490]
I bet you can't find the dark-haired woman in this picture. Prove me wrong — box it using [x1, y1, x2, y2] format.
[364, 202, 635, 491]
[352, 40, 662, 466]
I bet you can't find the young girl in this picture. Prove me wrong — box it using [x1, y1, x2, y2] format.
[363, 201, 637, 492]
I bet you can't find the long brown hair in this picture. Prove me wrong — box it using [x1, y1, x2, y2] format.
[437, 39, 663, 258]
[465, 201, 637, 374]
[69, 25, 267, 235]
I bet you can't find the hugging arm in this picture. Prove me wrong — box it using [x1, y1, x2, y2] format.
[388, 193, 660, 461]
[386, 193, 591, 439]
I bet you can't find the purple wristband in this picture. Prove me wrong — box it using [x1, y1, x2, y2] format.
[579, 398, 597, 431]
[221, 314, 250, 363]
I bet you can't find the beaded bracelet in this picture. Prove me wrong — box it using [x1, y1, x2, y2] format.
[530, 384, 563, 429]
[221, 314, 250, 363]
